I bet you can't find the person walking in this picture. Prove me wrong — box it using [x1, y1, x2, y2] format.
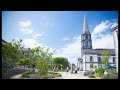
[66, 67, 69, 73]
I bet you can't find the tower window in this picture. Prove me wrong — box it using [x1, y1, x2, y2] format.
[85, 35, 88, 39]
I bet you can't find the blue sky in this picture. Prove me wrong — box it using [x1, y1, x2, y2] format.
[2, 11, 118, 64]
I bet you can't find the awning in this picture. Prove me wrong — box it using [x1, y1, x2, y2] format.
[104, 65, 116, 69]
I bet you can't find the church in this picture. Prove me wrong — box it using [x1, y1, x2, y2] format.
[77, 15, 116, 71]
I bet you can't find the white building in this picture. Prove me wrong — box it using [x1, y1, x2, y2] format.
[110, 26, 118, 72]
[78, 15, 116, 71]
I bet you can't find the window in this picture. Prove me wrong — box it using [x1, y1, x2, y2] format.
[113, 57, 115, 63]
[98, 57, 101, 63]
[90, 56, 93, 62]
[86, 42, 88, 46]
[85, 36, 88, 39]
[90, 64, 93, 68]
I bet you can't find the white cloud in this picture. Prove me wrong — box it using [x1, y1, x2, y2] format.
[32, 33, 43, 39]
[92, 34, 114, 49]
[54, 35, 81, 65]
[18, 20, 31, 28]
[92, 20, 111, 38]
[18, 20, 34, 34]
[20, 28, 33, 34]
[91, 20, 117, 49]
[62, 37, 70, 41]
[22, 39, 42, 49]
[22, 39, 55, 54]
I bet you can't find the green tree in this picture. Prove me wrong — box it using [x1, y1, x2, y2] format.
[2, 39, 24, 78]
[101, 50, 111, 66]
[53, 57, 69, 69]
[35, 60, 48, 79]
[28, 46, 55, 68]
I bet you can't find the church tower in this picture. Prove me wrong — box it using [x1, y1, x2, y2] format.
[81, 15, 92, 56]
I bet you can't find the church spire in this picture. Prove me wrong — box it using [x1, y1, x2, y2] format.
[83, 14, 89, 34]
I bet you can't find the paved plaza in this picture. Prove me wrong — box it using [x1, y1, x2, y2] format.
[52, 71, 96, 79]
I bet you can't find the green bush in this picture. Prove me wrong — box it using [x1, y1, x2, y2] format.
[88, 74, 95, 78]
[101, 75, 109, 79]
[48, 71, 59, 74]
[101, 75, 118, 79]
[22, 72, 30, 78]
[110, 71, 118, 76]
[95, 68, 105, 77]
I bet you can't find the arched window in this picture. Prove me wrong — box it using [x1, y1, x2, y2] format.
[86, 42, 88, 46]
[85, 35, 88, 39]
[113, 57, 115, 63]
[90, 56, 93, 62]
[98, 57, 101, 63]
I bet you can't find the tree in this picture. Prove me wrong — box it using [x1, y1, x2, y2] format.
[2, 39, 24, 78]
[53, 57, 69, 69]
[101, 50, 111, 66]
[28, 46, 55, 68]
[35, 60, 48, 79]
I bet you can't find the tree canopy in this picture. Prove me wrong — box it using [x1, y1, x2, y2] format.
[53, 57, 69, 69]
[101, 50, 111, 66]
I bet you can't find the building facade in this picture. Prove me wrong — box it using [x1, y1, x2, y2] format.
[111, 26, 118, 72]
[78, 15, 116, 71]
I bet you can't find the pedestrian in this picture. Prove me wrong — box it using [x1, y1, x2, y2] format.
[67, 67, 69, 73]
[104, 70, 108, 76]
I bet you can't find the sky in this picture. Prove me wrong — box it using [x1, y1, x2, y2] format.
[2, 11, 118, 65]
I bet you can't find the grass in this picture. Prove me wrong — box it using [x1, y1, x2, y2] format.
[47, 70, 65, 74]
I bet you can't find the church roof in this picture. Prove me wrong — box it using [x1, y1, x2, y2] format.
[83, 14, 90, 34]
[2, 39, 7, 43]
[111, 25, 118, 32]
[21, 48, 29, 52]
[83, 49, 115, 55]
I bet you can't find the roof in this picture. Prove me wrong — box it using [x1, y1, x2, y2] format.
[83, 15, 90, 34]
[111, 25, 118, 32]
[2, 39, 7, 43]
[21, 48, 29, 52]
[83, 49, 115, 55]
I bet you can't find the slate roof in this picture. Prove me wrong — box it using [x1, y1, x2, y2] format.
[2, 39, 7, 43]
[21, 48, 29, 52]
[111, 25, 118, 32]
[83, 49, 115, 55]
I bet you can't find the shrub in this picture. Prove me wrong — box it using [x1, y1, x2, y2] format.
[88, 74, 95, 78]
[101, 75, 118, 79]
[101, 75, 110, 79]
[89, 71, 95, 74]
[22, 72, 30, 78]
[83, 72, 89, 76]
[110, 71, 118, 76]
[95, 68, 105, 77]
[109, 75, 118, 79]
[48, 71, 59, 74]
